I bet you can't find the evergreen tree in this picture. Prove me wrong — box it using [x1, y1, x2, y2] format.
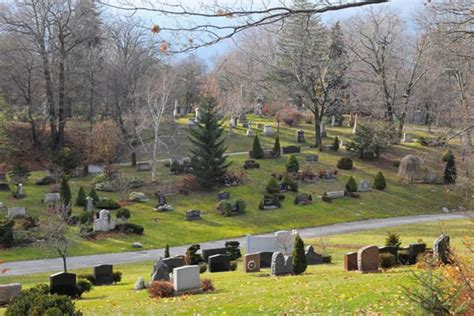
[286, 155, 299, 173]
[443, 154, 457, 184]
[188, 95, 230, 188]
[164, 244, 170, 258]
[345, 176, 357, 192]
[89, 188, 99, 202]
[60, 177, 72, 206]
[332, 136, 340, 151]
[272, 136, 281, 157]
[76, 186, 86, 207]
[266, 177, 280, 194]
[251, 135, 264, 159]
[292, 234, 307, 275]
[373, 171, 387, 190]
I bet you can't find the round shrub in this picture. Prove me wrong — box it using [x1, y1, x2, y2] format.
[380, 253, 396, 269]
[266, 177, 280, 194]
[113, 271, 122, 284]
[373, 171, 387, 190]
[78, 274, 95, 284]
[345, 176, 357, 193]
[286, 155, 299, 173]
[116, 208, 131, 221]
[115, 223, 144, 235]
[76, 278, 93, 297]
[148, 281, 174, 298]
[282, 175, 298, 192]
[199, 263, 208, 274]
[95, 197, 120, 210]
[337, 157, 353, 170]
[45, 307, 64, 316]
[78, 212, 93, 225]
[89, 188, 100, 202]
[234, 198, 247, 213]
[216, 200, 232, 215]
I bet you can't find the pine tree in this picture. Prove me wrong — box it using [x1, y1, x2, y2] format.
[76, 186, 86, 207]
[89, 188, 99, 202]
[164, 244, 170, 258]
[292, 234, 307, 275]
[251, 135, 264, 159]
[272, 136, 281, 157]
[332, 136, 340, 151]
[443, 154, 457, 184]
[60, 177, 72, 206]
[345, 176, 357, 192]
[286, 155, 299, 173]
[266, 177, 280, 194]
[188, 95, 230, 188]
[373, 171, 387, 190]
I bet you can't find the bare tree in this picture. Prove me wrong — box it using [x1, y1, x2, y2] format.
[44, 210, 70, 272]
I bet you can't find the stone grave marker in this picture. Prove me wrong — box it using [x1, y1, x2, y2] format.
[408, 243, 426, 265]
[344, 252, 358, 271]
[0, 283, 21, 306]
[295, 193, 313, 205]
[357, 245, 380, 273]
[85, 196, 94, 212]
[306, 155, 318, 163]
[243, 160, 259, 170]
[434, 235, 450, 264]
[283, 255, 292, 274]
[282, 146, 301, 154]
[93, 209, 116, 232]
[296, 130, 305, 143]
[202, 247, 228, 262]
[271, 252, 285, 276]
[50, 272, 77, 297]
[263, 125, 273, 136]
[45, 193, 61, 203]
[402, 133, 414, 143]
[358, 180, 372, 192]
[244, 253, 261, 273]
[217, 191, 230, 201]
[185, 209, 201, 221]
[151, 258, 170, 282]
[188, 118, 196, 127]
[136, 162, 151, 172]
[0, 183, 9, 192]
[173, 265, 202, 294]
[246, 127, 254, 137]
[15, 184, 25, 198]
[93, 264, 114, 285]
[163, 256, 186, 271]
[324, 191, 345, 199]
[208, 254, 231, 273]
[305, 245, 323, 265]
[88, 164, 104, 174]
[258, 252, 273, 268]
[7, 207, 26, 217]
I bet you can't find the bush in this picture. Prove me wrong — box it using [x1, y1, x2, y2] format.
[185, 244, 202, 265]
[78, 212, 93, 225]
[128, 178, 145, 189]
[443, 153, 457, 184]
[292, 234, 307, 275]
[199, 263, 207, 274]
[116, 208, 131, 221]
[128, 192, 147, 202]
[225, 241, 241, 260]
[115, 223, 144, 235]
[76, 278, 93, 297]
[277, 107, 303, 126]
[200, 279, 215, 292]
[229, 261, 238, 271]
[6, 285, 77, 316]
[89, 188, 99, 202]
[95, 197, 120, 210]
[112, 271, 122, 284]
[8, 161, 31, 183]
[250, 135, 264, 159]
[170, 160, 184, 174]
[266, 177, 280, 194]
[76, 187, 86, 207]
[442, 149, 454, 162]
[345, 120, 398, 159]
[345, 176, 357, 193]
[380, 253, 396, 269]
[60, 177, 72, 206]
[332, 136, 340, 151]
[272, 136, 281, 158]
[337, 157, 353, 170]
[148, 281, 174, 298]
[385, 232, 402, 248]
[373, 171, 387, 190]
[234, 198, 246, 213]
[216, 200, 232, 215]
[50, 147, 81, 176]
[282, 175, 298, 192]
[78, 274, 95, 284]
[286, 155, 299, 173]
[134, 277, 148, 291]
[0, 222, 14, 248]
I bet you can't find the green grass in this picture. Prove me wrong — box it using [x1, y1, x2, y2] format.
[0, 115, 468, 261]
[1, 219, 471, 315]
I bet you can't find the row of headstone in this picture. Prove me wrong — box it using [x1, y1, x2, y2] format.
[271, 252, 293, 276]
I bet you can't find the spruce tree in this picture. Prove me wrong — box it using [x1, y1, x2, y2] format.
[332, 136, 340, 151]
[345, 176, 357, 192]
[251, 135, 264, 159]
[443, 154, 457, 184]
[292, 234, 307, 275]
[89, 188, 99, 202]
[188, 95, 230, 188]
[164, 244, 170, 258]
[76, 186, 86, 207]
[373, 171, 387, 190]
[286, 155, 299, 173]
[60, 177, 72, 206]
[272, 136, 281, 158]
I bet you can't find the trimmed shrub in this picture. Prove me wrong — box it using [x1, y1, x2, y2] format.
[200, 279, 215, 292]
[337, 157, 353, 170]
[113, 271, 122, 284]
[76, 278, 93, 297]
[373, 171, 387, 190]
[148, 281, 174, 298]
[286, 155, 299, 173]
[0, 222, 14, 248]
[250, 135, 264, 159]
[272, 136, 281, 158]
[170, 160, 184, 174]
[60, 177, 72, 206]
[115, 223, 144, 235]
[345, 176, 357, 193]
[199, 263, 207, 274]
[234, 198, 246, 213]
[385, 232, 402, 248]
[78, 274, 95, 284]
[225, 241, 241, 260]
[266, 177, 280, 194]
[78, 212, 93, 225]
[282, 175, 298, 192]
[76, 187, 86, 207]
[216, 200, 232, 215]
[89, 188, 99, 202]
[95, 197, 120, 210]
[443, 153, 457, 184]
[164, 244, 170, 258]
[116, 208, 131, 221]
[442, 149, 454, 162]
[380, 253, 396, 269]
[332, 136, 340, 151]
[292, 234, 307, 275]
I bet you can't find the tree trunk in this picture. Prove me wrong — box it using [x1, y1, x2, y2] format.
[151, 129, 159, 182]
[313, 110, 322, 149]
[57, 54, 66, 149]
[131, 151, 137, 167]
[39, 47, 57, 146]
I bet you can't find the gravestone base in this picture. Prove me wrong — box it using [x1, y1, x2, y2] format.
[174, 288, 203, 296]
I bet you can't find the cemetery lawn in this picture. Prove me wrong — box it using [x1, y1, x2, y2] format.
[0, 115, 468, 261]
[0, 219, 471, 315]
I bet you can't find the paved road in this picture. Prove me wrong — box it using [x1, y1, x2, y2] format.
[1, 213, 468, 277]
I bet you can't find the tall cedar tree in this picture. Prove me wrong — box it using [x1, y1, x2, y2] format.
[292, 234, 307, 275]
[251, 135, 264, 159]
[60, 177, 72, 206]
[76, 186, 87, 207]
[272, 136, 281, 157]
[443, 154, 457, 184]
[189, 96, 230, 188]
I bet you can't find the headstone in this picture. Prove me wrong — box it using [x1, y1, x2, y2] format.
[324, 191, 345, 199]
[378, 246, 398, 258]
[263, 150, 274, 159]
[263, 125, 273, 136]
[163, 256, 186, 271]
[85, 196, 94, 212]
[254, 102, 263, 116]
[195, 107, 201, 122]
[344, 252, 358, 271]
[132, 242, 143, 248]
[93, 264, 114, 285]
[283, 255, 292, 274]
[7, 207, 26, 217]
[173, 265, 202, 294]
[202, 247, 228, 261]
[296, 130, 305, 143]
[16, 184, 24, 198]
[295, 193, 312, 205]
[230, 116, 238, 128]
[408, 243, 426, 264]
[271, 252, 286, 276]
[88, 164, 104, 174]
[185, 209, 201, 221]
[352, 113, 358, 134]
[93, 209, 116, 232]
[50, 272, 77, 297]
[240, 114, 249, 128]
[151, 258, 170, 282]
[306, 155, 318, 163]
[173, 99, 180, 118]
[217, 191, 230, 201]
[136, 162, 151, 172]
[154, 191, 173, 212]
[282, 146, 301, 154]
[208, 254, 231, 273]
[305, 245, 323, 265]
[0, 283, 21, 306]
[247, 230, 298, 255]
[0, 183, 10, 192]
[402, 133, 414, 143]
[425, 173, 437, 184]
[246, 127, 254, 137]
[45, 193, 61, 203]
[243, 160, 259, 170]
[244, 253, 261, 273]
[320, 122, 327, 138]
[357, 245, 380, 273]
[331, 115, 336, 127]
[321, 171, 337, 181]
[413, 110, 424, 124]
[257, 252, 273, 268]
[358, 180, 372, 192]
[434, 235, 450, 264]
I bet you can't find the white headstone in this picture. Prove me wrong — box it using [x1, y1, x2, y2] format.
[8, 207, 26, 217]
[246, 230, 298, 255]
[263, 125, 273, 136]
[358, 180, 372, 192]
[85, 196, 94, 212]
[93, 209, 116, 232]
[45, 193, 61, 203]
[325, 191, 345, 199]
[173, 265, 201, 293]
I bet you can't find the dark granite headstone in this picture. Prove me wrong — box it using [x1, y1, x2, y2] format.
[257, 252, 273, 268]
[0, 183, 10, 192]
[306, 155, 318, 162]
[408, 243, 426, 265]
[185, 210, 201, 221]
[0, 173, 6, 181]
[208, 254, 231, 273]
[50, 272, 77, 297]
[93, 264, 113, 285]
[151, 258, 170, 281]
[305, 245, 323, 265]
[202, 247, 228, 261]
[163, 256, 186, 271]
[296, 130, 305, 143]
[282, 146, 301, 154]
[344, 252, 358, 271]
[434, 235, 450, 264]
[217, 191, 230, 201]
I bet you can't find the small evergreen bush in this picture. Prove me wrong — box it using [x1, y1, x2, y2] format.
[272, 136, 281, 158]
[89, 188, 99, 202]
[114, 223, 144, 235]
[385, 232, 402, 248]
[282, 175, 298, 192]
[76, 278, 93, 297]
[76, 187, 86, 207]
[116, 208, 131, 221]
[60, 177, 72, 206]
[286, 155, 299, 173]
[250, 135, 264, 159]
[95, 197, 120, 210]
[266, 177, 280, 194]
[380, 253, 396, 269]
[345, 176, 357, 192]
[332, 136, 340, 151]
[373, 171, 387, 190]
[337, 157, 353, 170]
[292, 234, 307, 275]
